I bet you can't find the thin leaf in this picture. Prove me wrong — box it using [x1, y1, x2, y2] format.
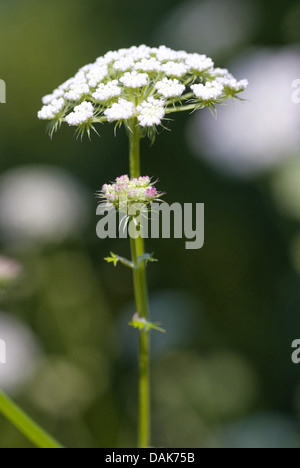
[137, 253, 158, 268]
[129, 314, 166, 333]
[104, 252, 134, 269]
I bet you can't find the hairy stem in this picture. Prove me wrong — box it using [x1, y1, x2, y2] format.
[0, 389, 63, 448]
[129, 119, 151, 449]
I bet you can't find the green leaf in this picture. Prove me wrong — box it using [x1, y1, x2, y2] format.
[137, 253, 158, 268]
[104, 252, 134, 269]
[0, 389, 63, 448]
[129, 313, 166, 333]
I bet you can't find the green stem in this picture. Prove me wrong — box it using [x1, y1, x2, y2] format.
[166, 92, 194, 105]
[129, 119, 151, 449]
[165, 104, 199, 114]
[0, 389, 63, 448]
[130, 122, 141, 179]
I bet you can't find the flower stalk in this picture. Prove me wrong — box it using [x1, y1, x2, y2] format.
[129, 121, 151, 448]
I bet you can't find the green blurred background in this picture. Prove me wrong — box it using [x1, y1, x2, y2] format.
[1, 0, 300, 448]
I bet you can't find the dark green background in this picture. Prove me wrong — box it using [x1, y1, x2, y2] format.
[0, 0, 300, 448]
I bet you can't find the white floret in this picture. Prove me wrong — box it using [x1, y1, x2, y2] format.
[92, 80, 121, 101]
[153, 46, 179, 62]
[161, 61, 188, 78]
[95, 57, 109, 67]
[126, 45, 151, 61]
[86, 65, 108, 88]
[210, 68, 229, 77]
[64, 79, 90, 101]
[119, 71, 148, 88]
[217, 76, 249, 92]
[175, 50, 190, 60]
[104, 50, 121, 64]
[191, 81, 224, 100]
[74, 70, 88, 81]
[77, 65, 92, 74]
[58, 78, 76, 92]
[113, 57, 135, 71]
[134, 58, 162, 72]
[42, 95, 55, 105]
[42, 89, 65, 105]
[65, 101, 94, 126]
[155, 78, 185, 98]
[137, 97, 165, 127]
[237, 79, 249, 91]
[104, 99, 135, 122]
[38, 98, 66, 120]
[186, 54, 214, 73]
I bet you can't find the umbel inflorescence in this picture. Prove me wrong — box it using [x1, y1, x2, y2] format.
[38, 45, 248, 138]
[98, 175, 162, 213]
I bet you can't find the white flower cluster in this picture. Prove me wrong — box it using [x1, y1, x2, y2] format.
[38, 44, 248, 134]
[155, 78, 185, 98]
[191, 81, 224, 101]
[186, 54, 214, 73]
[38, 98, 65, 120]
[65, 101, 94, 126]
[86, 64, 108, 88]
[65, 81, 90, 102]
[137, 98, 166, 127]
[119, 71, 148, 88]
[104, 99, 134, 122]
[161, 61, 188, 77]
[42, 90, 64, 105]
[92, 80, 121, 102]
[134, 58, 161, 72]
[217, 75, 249, 93]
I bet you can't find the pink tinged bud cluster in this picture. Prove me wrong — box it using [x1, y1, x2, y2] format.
[145, 187, 157, 198]
[100, 175, 160, 206]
